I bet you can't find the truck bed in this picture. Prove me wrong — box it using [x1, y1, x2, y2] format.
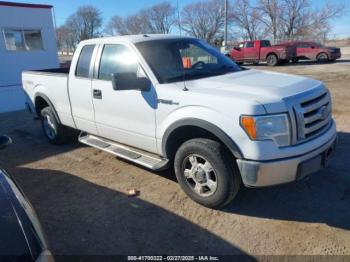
[22, 68, 75, 127]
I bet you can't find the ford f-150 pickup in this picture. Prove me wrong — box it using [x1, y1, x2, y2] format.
[22, 35, 337, 208]
[229, 40, 296, 66]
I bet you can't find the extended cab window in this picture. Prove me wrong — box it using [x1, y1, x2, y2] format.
[98, 44, 138, 81]
[75, 45, 95, 78]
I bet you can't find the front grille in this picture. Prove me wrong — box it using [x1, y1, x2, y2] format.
[293, 90, 332, 142]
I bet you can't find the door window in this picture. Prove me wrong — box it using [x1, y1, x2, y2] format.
[98, 45, 139, 81]
[75, 45, 95, 78]
[245, 42, 254, 48]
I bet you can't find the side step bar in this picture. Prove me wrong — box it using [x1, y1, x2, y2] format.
[78, 134, 169, 171]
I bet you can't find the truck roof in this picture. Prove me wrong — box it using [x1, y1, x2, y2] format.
[82, 34, 194, 45]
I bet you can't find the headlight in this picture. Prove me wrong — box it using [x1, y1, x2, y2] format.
[240, 114, 291, 147]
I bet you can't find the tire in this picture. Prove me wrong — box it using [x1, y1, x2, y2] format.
[316, 52, 329, 63]
[174, 138, 241, 209]
[266, 54, 278, 66]
[292, 58, 299, 63]
[40, 107, 78, 145]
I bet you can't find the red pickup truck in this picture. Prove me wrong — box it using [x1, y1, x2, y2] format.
[279, 41, 341, 63]
[229, 40, 296, 66]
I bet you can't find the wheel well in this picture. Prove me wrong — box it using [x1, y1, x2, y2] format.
[164, 126, 233, 161]
[266, 52, 278, 59]
[34, 96, 49, 116]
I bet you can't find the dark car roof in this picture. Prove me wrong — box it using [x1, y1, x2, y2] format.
[0, 170, 32, 257]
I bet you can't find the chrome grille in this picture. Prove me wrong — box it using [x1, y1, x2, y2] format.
[293, 91, 332, 142]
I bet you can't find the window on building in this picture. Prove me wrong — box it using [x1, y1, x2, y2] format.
[3, 29, 44, 51]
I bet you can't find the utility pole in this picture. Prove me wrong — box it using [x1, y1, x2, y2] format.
[224, 0, 228, 49]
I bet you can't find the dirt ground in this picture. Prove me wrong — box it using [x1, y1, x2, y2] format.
[1, 57, 350, 259]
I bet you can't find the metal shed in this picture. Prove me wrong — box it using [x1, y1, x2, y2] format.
[0, 1, 59, 113]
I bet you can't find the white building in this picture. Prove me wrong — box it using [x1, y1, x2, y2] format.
[0, 1, 59, 113]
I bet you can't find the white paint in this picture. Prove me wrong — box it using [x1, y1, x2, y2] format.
[23, 35, 336, 163]
[0, 4, 59, 113]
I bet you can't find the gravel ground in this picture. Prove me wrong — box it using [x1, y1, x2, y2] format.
[0, 59, 349, 260]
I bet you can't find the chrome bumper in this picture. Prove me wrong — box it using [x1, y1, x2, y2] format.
[237, 134, 337, 187]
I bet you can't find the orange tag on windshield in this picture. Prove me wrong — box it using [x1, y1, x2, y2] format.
[182, 57, 192, 69]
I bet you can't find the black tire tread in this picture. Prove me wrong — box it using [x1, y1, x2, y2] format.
[174, 138, 241, 209]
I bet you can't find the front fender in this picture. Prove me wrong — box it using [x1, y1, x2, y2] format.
[157, 106, 244, 159]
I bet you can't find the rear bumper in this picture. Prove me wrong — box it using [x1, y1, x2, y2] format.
[237, 134, 337, 187]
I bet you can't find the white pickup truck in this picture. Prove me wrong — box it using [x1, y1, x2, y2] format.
[23, 35, 337, 208]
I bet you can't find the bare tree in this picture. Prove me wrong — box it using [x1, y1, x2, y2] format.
[105, 14, 150, 35]
[56, 25, 76, 54]
[257, 0, 281, 42]
[105, 2, 175, 36]
[278, 0, 347, 41]
[144, 1, 176, 34]
[180, 0, 226, 43]
[230, 0, 265, 40]
[66, 5, 102, 41]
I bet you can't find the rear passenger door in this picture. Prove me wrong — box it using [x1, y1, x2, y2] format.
[69, 44, 99, 134]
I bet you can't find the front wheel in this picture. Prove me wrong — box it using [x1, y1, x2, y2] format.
[317, 52, 329, 63]
[266, 54, 278, 66]
[174, 138, 241, 208]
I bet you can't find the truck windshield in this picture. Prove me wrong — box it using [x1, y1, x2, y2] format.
[136, 38, 241, 84]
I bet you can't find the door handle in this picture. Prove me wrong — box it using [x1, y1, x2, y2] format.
[93, 89, 102, 99]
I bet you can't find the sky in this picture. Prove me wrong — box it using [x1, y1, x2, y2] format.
[4, 0, 350, 38]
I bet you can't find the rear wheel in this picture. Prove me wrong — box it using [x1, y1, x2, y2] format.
[40, 107, 78, 145]
[266, 54, 278, 66]
[316, 52, 329, 63]
[174, 138, 241, 208]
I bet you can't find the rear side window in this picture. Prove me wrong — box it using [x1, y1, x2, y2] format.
[76, 45, 95, 78]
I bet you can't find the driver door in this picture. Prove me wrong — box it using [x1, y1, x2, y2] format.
[91, 43, 157, 153]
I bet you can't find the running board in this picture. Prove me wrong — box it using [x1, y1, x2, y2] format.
[78, 134, 169, 171]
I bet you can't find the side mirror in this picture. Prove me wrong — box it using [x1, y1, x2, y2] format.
[112, 73, 151, 91]
[234, 47, 241, 51]
[0, 136, 12, 150]
[311, 46, 315, 49]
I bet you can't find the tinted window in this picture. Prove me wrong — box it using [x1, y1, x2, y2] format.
[298, 43, 309, 48]
[136, 39, 241, 84]
[261, 40, 271, 47]
[98, 44, 138, 81]
[76, 45, 95, 78]
[245, 41, 254, 48]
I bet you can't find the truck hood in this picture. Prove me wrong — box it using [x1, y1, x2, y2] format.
[185, 69, 325, 113]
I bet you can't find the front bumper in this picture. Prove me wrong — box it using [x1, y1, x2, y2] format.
[330, 52, 341, 60]
[236, 134, 337, 187]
